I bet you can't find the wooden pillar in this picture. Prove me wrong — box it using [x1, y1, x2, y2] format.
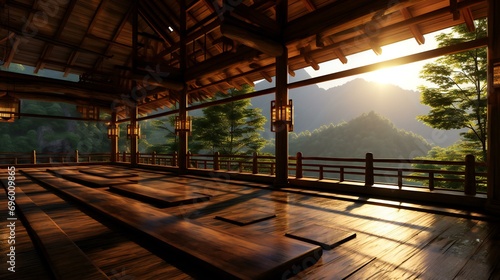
[274, 0, 289, 187]
[130, 104, 138, 166]
[110, 111, 118, 163]
[487, 0, 500, 213]
[177, 0, 188, 174]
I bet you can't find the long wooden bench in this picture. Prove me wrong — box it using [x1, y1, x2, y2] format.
[109, 184, 210, 207]
[47, 169, 136, 187]
[79, 169, 139, 179]
[1, 178, 109, 280]
[24, 171, 322, 279]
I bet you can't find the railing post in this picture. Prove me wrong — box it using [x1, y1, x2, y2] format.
[214, 152, 220, 170]
[32, 150, 37, 164]
[75, 149, 79, 163]
[365, 153, 374, 186]
[429, 172, 435, 191]
[187, 151, 192, 168]
[152, 151, 157, 165]
[122, 151, 126, 162]
[340, 167, 344, 182]
[398, 170, 403, 189]
[464, 154, 477, 195]
[252, 152, 258, 174]
[172, 152, 177, 166]
[137, 151, 141, 164]
[319, 166, 324, 180]
[296, 152, 303, 179]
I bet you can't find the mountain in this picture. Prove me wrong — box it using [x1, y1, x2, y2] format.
[251, 69, 462, 147]
[288, 111, 432, 158]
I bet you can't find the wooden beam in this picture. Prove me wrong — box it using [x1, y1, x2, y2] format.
[63, 0, 109, 76]
[184, 46, 259, 80]
[285, 0, 407, 43]
[400, 7, 425, 45]
[462, 8, 476, 32]
[3, 37, 20, 68]
[288, 37, 488, 89]
[300, 0, 316, 12]
[450, 0, 461, 20]
[333, 48, 348, 64]
[138, 5, 175, 46]
[0, 23, 112, 59]
[231, 3, 279, 33]
[487, 0, 500, 212]
[220, 23, 283, 57]
[131, 73, 184, 91]
[34, 0, 78, 73]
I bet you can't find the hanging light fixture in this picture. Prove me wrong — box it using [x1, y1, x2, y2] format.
[0, 94, 20, 123]
[494, 62, 500, 88]
[107, 124, 119, 139]
[174, 116, 192, 136]
[127, 124, 141, 139]
[270, 99, 293, 132]
[77, 105, 100, 120]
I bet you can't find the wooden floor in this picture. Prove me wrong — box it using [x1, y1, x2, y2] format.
[1, 165, 500, 279]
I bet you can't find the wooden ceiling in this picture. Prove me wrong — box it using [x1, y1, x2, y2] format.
[0, 0, 488, 118]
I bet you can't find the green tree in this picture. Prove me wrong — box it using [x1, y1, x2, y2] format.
[192, 85, 267, 155]
[417, 19, 487, 160]
[146, 117, 179, 153]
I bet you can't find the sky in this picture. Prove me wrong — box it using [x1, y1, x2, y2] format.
[303, 29, 448, 91]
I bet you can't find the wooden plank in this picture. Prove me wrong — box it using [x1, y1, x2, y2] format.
[285, 224, 356, 250]
[215, 208, 276, 226]
[109, 184, 210, 207]
[24, 172, 323, 280]
[8, 185, 108, 279]
[48, 169, 136, 187]
[79, 169, 139, 179]
[0, 181, 53, 280]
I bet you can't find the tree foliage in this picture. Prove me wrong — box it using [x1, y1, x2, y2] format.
[0, 100, 110, 153]
[149, 85, 267, 155]
[418, 19, 487, 160]
[192, 85, 267, 154]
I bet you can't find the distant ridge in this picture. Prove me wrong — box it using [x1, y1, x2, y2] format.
[252, 69, 462, 147]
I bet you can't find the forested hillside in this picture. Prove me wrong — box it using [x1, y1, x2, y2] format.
[0, 100, 110, 153]
[252, 69, 462, 147]
[287, 111, 432, 159]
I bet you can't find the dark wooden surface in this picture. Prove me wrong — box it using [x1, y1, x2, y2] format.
[79, 169, 139, 179]
[4, 165, 499, 279]
[24, 170, 323, 279]
[215, 208, 277, 226]
[109, 184, 210, 207]
[48, 169, 136, 187]
[285, 224, 356, 250]
[10, 182, 109, 280]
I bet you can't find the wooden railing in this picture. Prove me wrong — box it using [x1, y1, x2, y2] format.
[0, 150, 111, 165]
[291, 152, 487, 195]
[1, 150, 487, 195]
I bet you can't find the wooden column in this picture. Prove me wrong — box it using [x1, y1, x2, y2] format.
[110, 111, 118, 163]
[487, 0, 500, 213]
[177, 0, 188, 174]
[274, 0, 289, 187]
[130, 104, 138, 166]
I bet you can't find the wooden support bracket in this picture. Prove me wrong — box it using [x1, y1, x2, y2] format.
[400, 8, 426, 45]
[220, 23, 283, 57]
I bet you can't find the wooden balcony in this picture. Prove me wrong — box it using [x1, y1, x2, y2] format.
[1, 164, 499, 279]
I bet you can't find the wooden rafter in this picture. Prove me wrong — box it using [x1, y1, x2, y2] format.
[138, 4, 175, 46]
[34, 0, 78, 73]
[300, 0, 316, 12]
[93, 3, 135, 71]
[462, 7, 476, 31]
[63, 0, 108, 76]
[400, 7, 425, 45]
